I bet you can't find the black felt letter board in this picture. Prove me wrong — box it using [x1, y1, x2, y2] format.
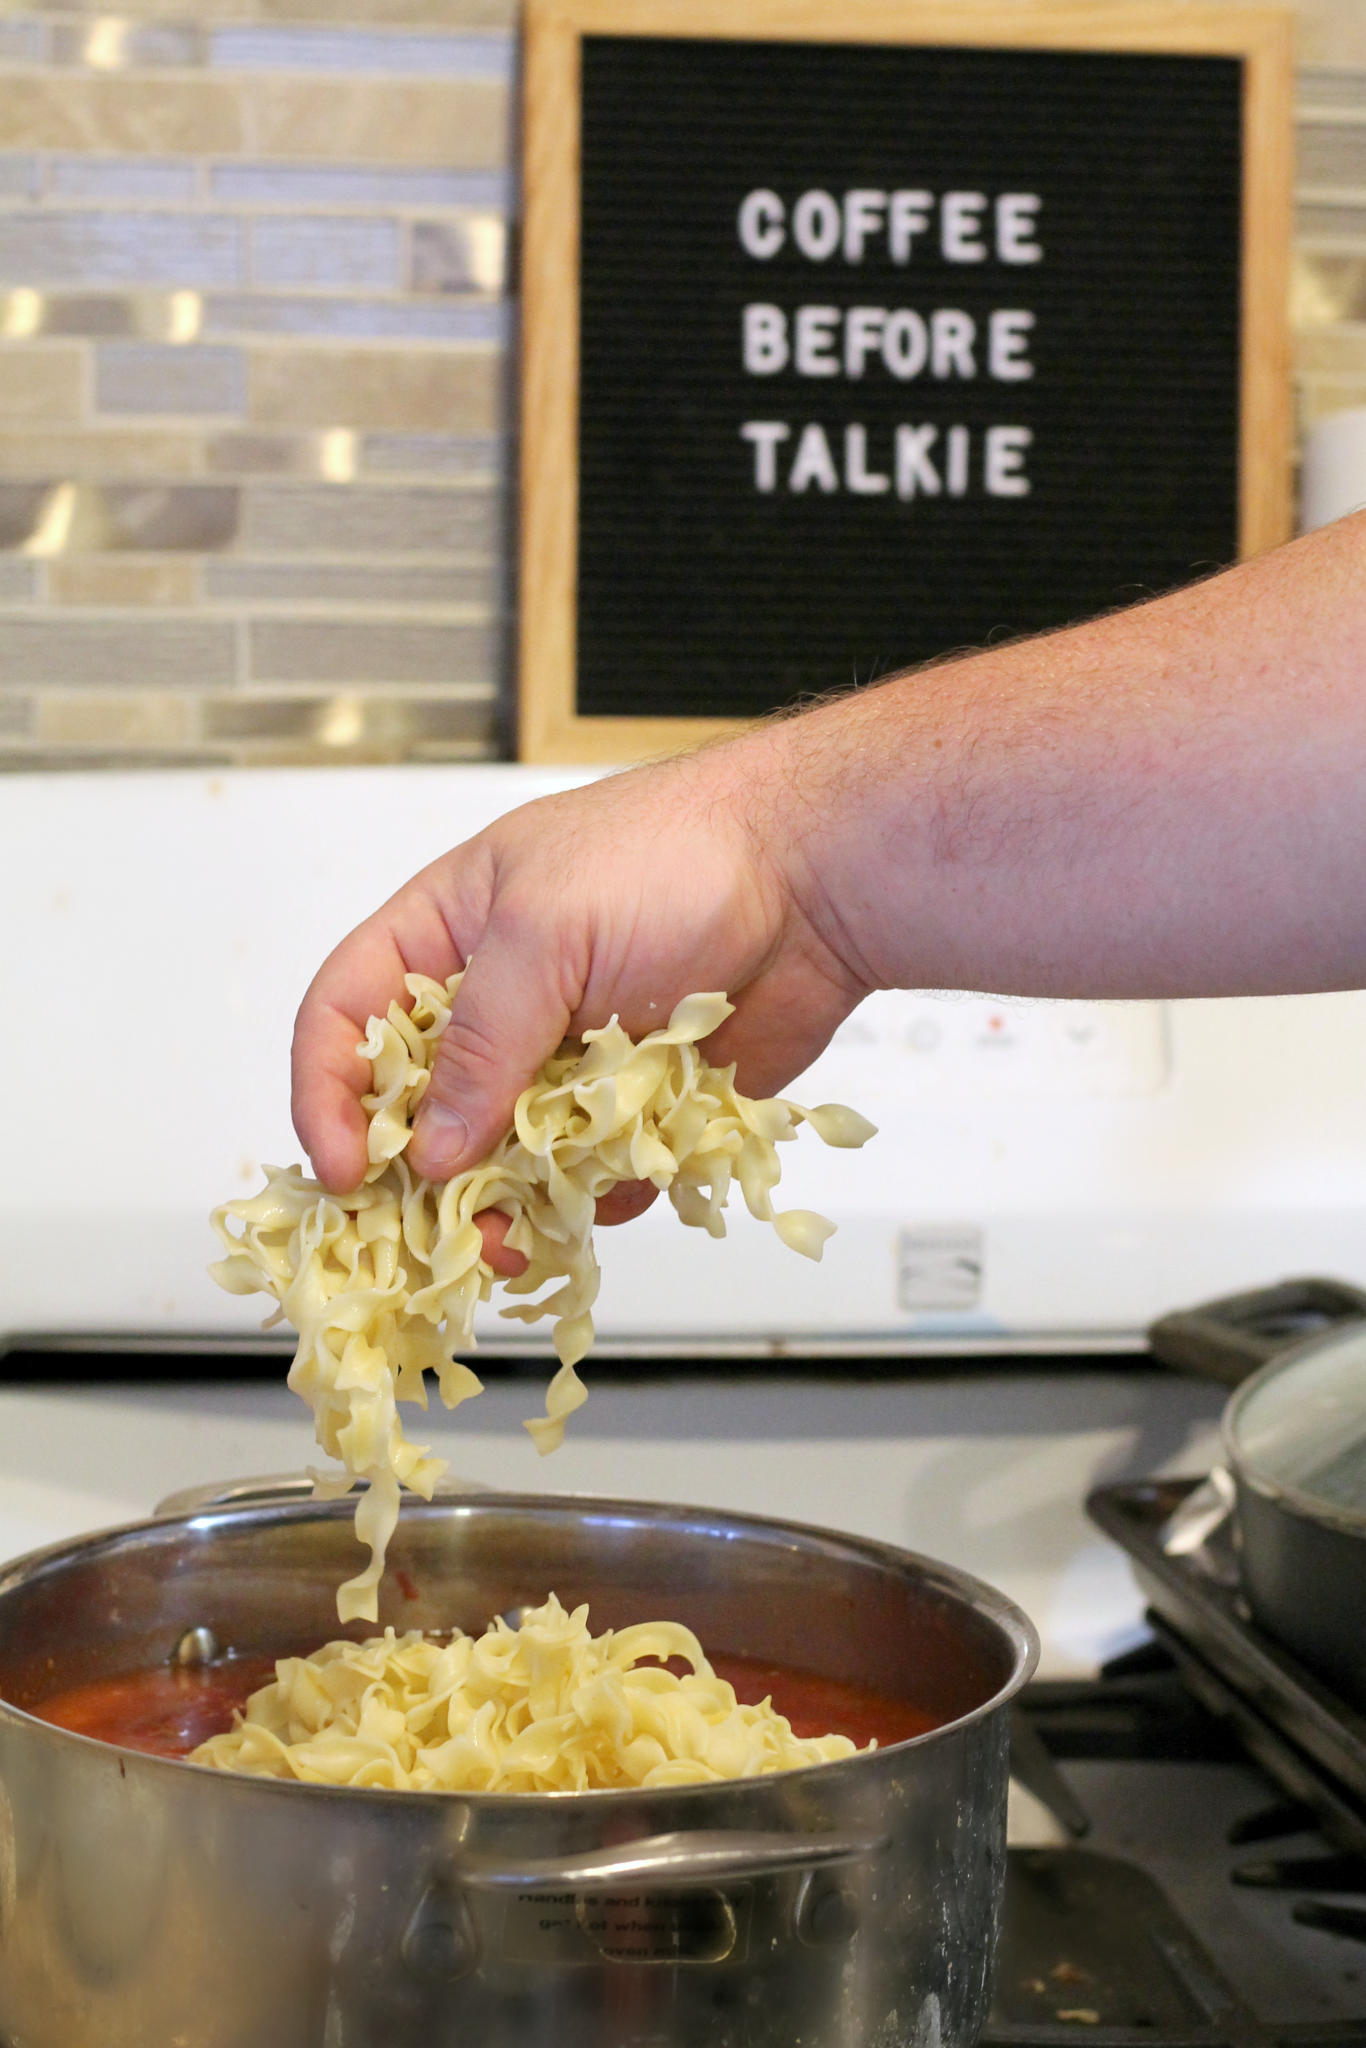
[574, 36, 1242, 721]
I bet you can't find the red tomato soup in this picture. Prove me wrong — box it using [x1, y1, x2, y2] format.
[31, 1647, 939, 1761]
[33, 1656, 278, 1758]
[709, 1655, 940, 1748]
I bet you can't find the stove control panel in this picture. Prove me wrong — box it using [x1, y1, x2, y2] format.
[800, 992, 1170, 1103]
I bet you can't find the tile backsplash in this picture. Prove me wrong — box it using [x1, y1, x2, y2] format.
[0, 0, 510, 768]
[0, 0, 1363, 770]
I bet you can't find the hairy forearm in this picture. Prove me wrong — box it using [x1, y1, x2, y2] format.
[757, 511, 1366, 1000]
[295, 511, 1366, 1196]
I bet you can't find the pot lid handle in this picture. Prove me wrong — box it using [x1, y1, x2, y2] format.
[1148, 1277, 1366, 1387]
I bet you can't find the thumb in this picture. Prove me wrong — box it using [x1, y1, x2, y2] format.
[408, 941, 573, 1180]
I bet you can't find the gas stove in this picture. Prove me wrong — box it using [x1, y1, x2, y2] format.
[990, 1472, 1366, 2043]
[996, 1646, 1366, 2040]
[11, 765, 1366, 2044]
[0, 1353, 1361, 2042]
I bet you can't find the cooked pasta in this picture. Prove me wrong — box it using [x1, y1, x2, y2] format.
[190, 1594, 864, 1790]
[210, 984, 875, 1622]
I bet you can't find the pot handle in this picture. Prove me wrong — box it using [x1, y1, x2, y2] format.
[1148, 1277, 1366, 1387]
[1159, 1464, 1236, 1557]
[153, 1471, 487, 1516]
[1157, 1466, 1240, 1587]
[454, 1828, 888, 1890]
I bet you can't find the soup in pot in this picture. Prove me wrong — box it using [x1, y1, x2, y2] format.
[33, 1650, 939, 1763]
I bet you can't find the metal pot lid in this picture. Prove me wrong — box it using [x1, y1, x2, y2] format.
[1225, 1318, 1366, 1529]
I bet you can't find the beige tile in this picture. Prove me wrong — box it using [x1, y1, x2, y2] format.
[0, 694, 31, 741]
[34, 0, 512, 17]
[205, 431, 318, 477]
[0, 347, 84, 423]
[0, 480, 237, 552]
[198, 687, 496, 758]
[242, 79, 506, 166]
[0, 560, 37, 600]
[0, 428, 200, 479]
[249, 347, 500, 432]
[1300, 375, 1366, 426]
[0, 747, 231, 771]
[36, 690, 193, 749]
[1297, 328, 1366, 374]
[46, 558, 199, 606]
[0, 616, 235, 685]
[1185, 0, 1366, 68]
[242, 481, 496, 555]
[29, 0, 255, 15]
[248, 618, 495, 682]
[206, 558, 493, 604]
[1299, 0, 1366, 66]
[0, 77, 241, 155]
[1293, 253, 1366, 331]
[202, 737, 494, 767]
[254, 0, 514, 20]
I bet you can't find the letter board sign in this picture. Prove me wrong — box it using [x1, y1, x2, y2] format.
[519, 1, 1292, 763]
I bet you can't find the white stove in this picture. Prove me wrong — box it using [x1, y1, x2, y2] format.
[0, 1364, 1224, 1681]
[6, 764, 1366, 1351]
[1, 762, 1361, 1678]
[10, 762, 1366, 2033]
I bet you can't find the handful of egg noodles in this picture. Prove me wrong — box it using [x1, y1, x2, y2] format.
[210, 984, 876, 1621]
[190, 1593, 867, 1791]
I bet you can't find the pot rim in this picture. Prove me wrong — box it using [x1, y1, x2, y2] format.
[0, 1487, 1039, 1807]
[1222, 1327, 1366, 1537]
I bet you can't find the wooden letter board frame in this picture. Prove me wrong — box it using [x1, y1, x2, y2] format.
[519, 0, 1293, 765]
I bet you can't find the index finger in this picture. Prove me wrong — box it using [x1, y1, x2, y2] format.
[291, 926, 411, 1191]
[291, 880, 466, 1191]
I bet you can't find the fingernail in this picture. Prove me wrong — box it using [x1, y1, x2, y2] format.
[414, 1101, 469, 1174]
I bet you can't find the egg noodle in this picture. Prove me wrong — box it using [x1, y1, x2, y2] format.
[190, 1594, 865, 1790]
[210, 983, 876, 1621]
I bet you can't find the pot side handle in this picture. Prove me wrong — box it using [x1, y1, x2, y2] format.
[153, 1471, 488, 1516]
[455, 1828, 888, 1889]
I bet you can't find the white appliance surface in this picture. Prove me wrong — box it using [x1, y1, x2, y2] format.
[0, 1367, 1226, 1679]
[5, 763, 1366, 1350]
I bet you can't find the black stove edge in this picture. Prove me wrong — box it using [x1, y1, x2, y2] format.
[0, 1337, 1155, 1382]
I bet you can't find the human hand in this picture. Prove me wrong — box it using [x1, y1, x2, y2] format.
[290, 733, 871, 1270]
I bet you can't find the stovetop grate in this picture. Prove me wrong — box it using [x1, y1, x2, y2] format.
[1088, 1479, 1366, 1852]
[990, 1644, 1366, 2045]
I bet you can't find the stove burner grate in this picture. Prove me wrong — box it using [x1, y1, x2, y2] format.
[1088, 1478, 1366, 1856]
[987, 1617, 1366, 2046]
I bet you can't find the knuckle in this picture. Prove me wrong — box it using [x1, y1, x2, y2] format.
[430, 1013, 503, 1096]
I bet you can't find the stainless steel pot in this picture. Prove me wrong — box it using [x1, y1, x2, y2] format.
[1155, 1298, 1366, 1709]
[0, 1486, 1037, 2048]
[1224, 1320, 1366, 1706]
